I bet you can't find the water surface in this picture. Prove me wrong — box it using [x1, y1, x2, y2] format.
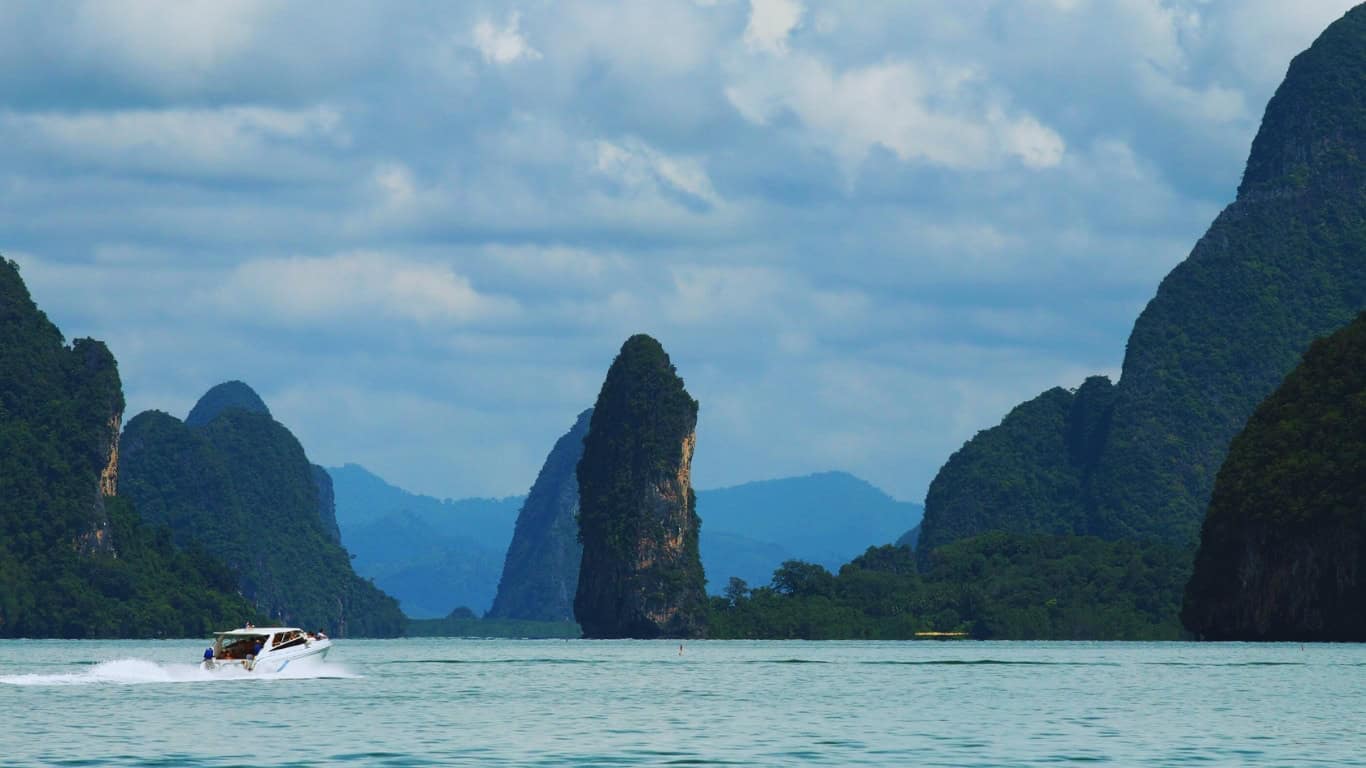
[2, 639, 1361, 766]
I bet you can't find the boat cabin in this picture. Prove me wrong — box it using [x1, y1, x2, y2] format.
[212, 627, 312, 659]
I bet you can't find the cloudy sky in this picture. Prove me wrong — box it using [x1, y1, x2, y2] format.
[2, 0, 1357, 502]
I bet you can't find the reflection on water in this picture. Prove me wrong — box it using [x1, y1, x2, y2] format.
[1, 639, 1363, 767]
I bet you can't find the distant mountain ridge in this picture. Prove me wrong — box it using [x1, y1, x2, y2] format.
[332, 459, 921, 617]
[328, 463, 520, 617]
[700, 471, 923, 590]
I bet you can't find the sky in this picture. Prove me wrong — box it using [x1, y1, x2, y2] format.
[2, 0, 1358, 503]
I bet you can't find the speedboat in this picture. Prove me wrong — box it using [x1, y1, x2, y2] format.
[201, 626, 332, 673]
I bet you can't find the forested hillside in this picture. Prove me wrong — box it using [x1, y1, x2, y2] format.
[709, 537, 1188, 640]
[920, 5, 1366, 550]
[1184, 311, 1366, 640]
[0, 258, 256, 637]
[121, 384, 404, 636]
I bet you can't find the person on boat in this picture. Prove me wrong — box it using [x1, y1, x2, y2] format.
[316, 629, 327, 640]
[203, 647, 214, 664]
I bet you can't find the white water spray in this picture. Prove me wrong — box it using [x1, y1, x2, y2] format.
[0, 658, 357, 687]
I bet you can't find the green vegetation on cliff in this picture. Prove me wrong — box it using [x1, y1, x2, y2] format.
[121, 386, 404, 637]
[184, 380, 270, 427]
[920, 6, 1366, 550]
[919, 378, 1113, 552]
[709, 535, 1189, 640]
[574, 334, 707, 638]
[1184, 312, 1366, 640]
[0, 258, 257, 637]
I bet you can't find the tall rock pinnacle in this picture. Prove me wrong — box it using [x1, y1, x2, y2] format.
[573, 335, 707, 638]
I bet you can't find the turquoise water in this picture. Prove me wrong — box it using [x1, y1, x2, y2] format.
[2, 639, 1362, 766]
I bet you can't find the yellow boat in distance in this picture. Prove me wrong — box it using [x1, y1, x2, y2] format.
[913, 631, 969, 639]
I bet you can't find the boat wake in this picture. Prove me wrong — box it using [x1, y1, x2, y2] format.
[0, 658, 358, 687]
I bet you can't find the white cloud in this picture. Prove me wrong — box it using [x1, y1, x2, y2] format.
[996, 111, 1068, 170]
[547, 2, 716, 77]
[373, 163, 417, 209]
[1134, 62, 1247, 125]
[744, 0, 803, 55]
[665, 264, 870, 333]
[472, 12, 541, 65]
[3, 106, 344, 176]
[210, 252, 518, 326]
[594, 137, 722, 208]
[70, 0, 269, 90]
[727, 56, 1065, 173]
[481, 245, 628, 285]
[1207, 0, 1358, 88]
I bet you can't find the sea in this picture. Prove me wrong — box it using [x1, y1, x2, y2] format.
[1, 638, 1362, 767]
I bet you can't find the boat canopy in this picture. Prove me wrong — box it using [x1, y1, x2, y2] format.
[214, 627, 298, 637]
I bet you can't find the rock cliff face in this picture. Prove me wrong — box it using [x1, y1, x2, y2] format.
[72, 339, 124, 557]
[920, 5, 1366, 550]
[1183, 312, 1366, 640]
[573, 335, 707, 638]
[488, 408, 592, 622]
[99, 411, 121, 497]
[121, 382, 405, 637]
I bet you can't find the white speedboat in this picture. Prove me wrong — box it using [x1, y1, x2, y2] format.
[201, 627, 332, 673]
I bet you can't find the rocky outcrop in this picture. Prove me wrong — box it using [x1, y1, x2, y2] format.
[99, 411, 121, 497]
[1183, 312, 1366, 640]
[573, 335, 707, 638]
[488, 408, 592, 622]
[80, 405, 122, 555]
[68, 338, 124, 556]
[920, 5, 1366, 550]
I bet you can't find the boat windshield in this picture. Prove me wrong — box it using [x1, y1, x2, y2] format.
[273, 630, 307, 650]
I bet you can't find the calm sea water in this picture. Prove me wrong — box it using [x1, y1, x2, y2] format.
[2, 638, 1362, 766]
